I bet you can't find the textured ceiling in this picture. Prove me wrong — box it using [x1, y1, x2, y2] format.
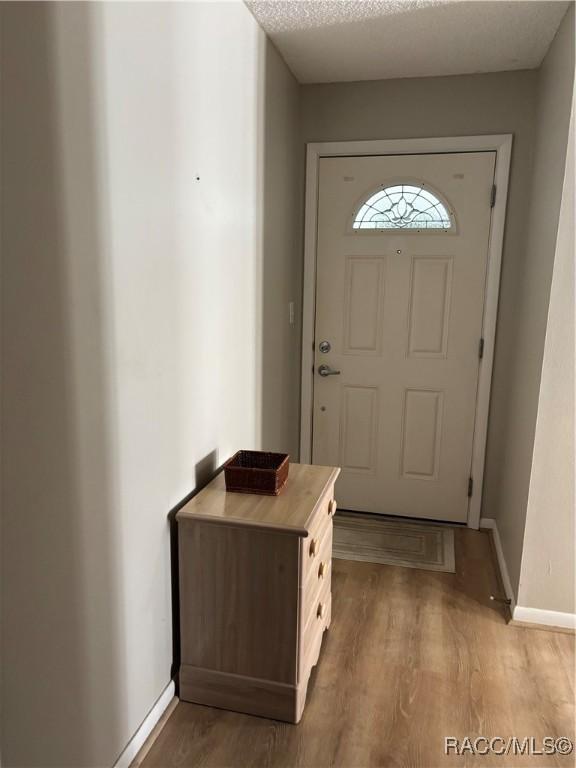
[246, 1, 570, 83]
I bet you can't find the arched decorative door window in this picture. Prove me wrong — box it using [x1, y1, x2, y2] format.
[352, 183, 454, 231]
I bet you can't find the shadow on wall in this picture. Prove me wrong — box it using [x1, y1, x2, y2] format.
[167, 448, 220, 692]
[260, 41, 303, 460]
[1, 4, 124, 767]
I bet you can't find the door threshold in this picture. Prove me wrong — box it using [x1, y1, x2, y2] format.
[336, 508, 466, 527]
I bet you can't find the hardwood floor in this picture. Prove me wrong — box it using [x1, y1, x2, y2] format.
[140, 528, 574, 767]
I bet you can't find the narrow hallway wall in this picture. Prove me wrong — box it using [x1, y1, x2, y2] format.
[518, 100, 574, 617]
[486, 4, 575, 599]
[1, 2, 302, 765]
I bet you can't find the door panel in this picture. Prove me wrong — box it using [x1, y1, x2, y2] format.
[312, 152, 496, 523]
[340, 385, 379, 473]
[407, 257, 453, 358]
[401, 389, 444, 479]
[343, 257, 386, 354]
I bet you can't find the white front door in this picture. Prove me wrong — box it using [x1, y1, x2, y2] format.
[312, 152, 496, 523]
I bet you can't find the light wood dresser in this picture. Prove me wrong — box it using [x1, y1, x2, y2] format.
[177, 462, 340, 723]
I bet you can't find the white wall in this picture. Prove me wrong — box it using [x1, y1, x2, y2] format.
[488, 4, 575, 600]
[1, 2, 301, 765]
[518, 101, 574, 616]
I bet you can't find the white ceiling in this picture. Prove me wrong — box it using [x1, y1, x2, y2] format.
[246, 1, 570, 84]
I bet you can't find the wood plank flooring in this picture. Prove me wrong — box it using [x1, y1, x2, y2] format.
[140, 528, 574, 768]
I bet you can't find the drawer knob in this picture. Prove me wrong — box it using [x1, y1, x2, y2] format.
[309, 538, 318, 557]
[317, 602, 325, 620]
[329, 499, 337, 517]
[318, 561, 326, 579]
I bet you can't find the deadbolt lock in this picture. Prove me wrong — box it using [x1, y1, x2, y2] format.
[319, 340, 331, 353]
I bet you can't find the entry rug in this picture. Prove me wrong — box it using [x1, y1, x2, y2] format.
[333, 511, 455, 573]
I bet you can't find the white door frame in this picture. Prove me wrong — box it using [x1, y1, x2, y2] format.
[300, 135, 512, 529]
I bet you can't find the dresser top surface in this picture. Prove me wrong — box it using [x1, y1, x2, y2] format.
[176, 463, 340, 536]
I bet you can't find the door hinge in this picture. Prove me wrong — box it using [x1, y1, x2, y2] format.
[479, 337, 485, 359]
[468, 477, 474, 497]
[490, 184, 497, 208]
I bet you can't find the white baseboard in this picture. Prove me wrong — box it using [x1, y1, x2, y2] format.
[479, 517, 516, 610]
[480, 518, 575, 631]
[512, 605, 576, 631]
[113, 680, 175, 768]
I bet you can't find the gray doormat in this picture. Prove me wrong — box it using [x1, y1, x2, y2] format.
[333, 511, 456, 573]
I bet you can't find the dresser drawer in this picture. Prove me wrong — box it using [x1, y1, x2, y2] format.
[301, 522, 332, 625]
[302, 492, 337, 582]
[299, 575, 331, 680]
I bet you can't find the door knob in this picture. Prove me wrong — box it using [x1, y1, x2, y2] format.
[318, 364, 341, 377]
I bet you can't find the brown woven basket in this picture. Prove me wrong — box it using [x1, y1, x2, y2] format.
[224, 450, 289, 496]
